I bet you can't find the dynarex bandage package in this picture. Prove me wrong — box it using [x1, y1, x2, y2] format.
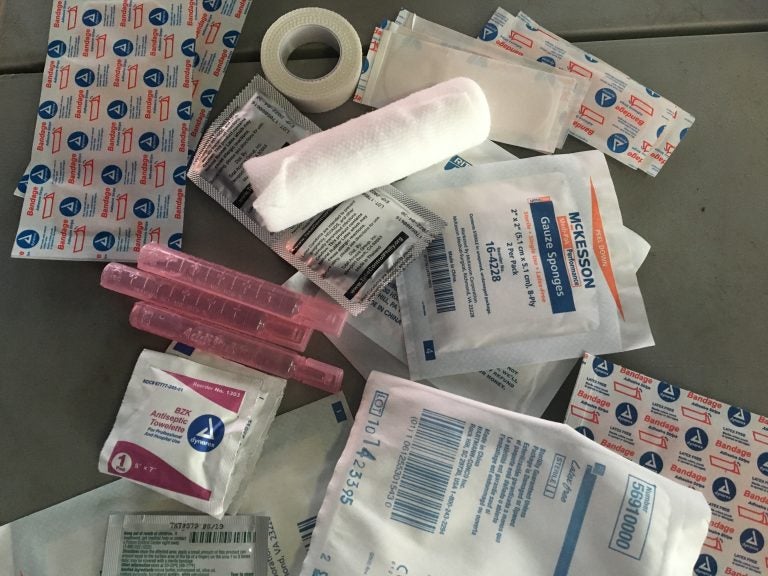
[300, 372, 711, 576]
[189, 75, 445, 314]
[98, 349, 285, 518]
[566, 354, 768, 576]
[396, 151, 653, 380]
[101, 514, 268, 575]
[12, 0, 197, 260]
[479, 8, 695, 176]
[355, 26, 586, 153]
[1, 392, 351, 576]
[242, 77, 490, 232]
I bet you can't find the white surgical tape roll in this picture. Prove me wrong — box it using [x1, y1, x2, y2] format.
[243, 77, 491, 232]
[260, 8, 362, 113]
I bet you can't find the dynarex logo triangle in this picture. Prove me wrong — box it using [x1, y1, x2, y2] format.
[693, 554, 716, 576]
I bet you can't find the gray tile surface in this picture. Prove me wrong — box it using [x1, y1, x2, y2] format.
[0, 27, 767, 526]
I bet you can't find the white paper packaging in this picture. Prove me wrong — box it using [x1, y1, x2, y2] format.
[0, 392, 352, 576]
[301, 372, 711, 576]
[567, 353, 768, 576]
[396, 151, 653, 380]
[242, 77, 490, 232]
[98, 350, 285, 518]
[355, 26, 585, 153]
[189, 74, 446, 315]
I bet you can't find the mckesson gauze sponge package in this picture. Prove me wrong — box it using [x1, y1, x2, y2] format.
[396, 151, 653, 380]
[242, 77, 490, 232]
[98, 349, 284, 518]
[300, 371, 711, 576]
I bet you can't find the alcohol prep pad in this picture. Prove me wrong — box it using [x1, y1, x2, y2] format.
[301, 372, 710, 576]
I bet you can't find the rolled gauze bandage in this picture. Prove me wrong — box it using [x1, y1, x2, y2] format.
[243, 77, 491, 232]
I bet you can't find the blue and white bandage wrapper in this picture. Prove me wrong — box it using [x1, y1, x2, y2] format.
[242, 77, 490, 232]
[301, 372, 711, 576]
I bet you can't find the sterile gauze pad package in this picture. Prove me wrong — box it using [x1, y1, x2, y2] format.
[479, 8, 695, 176]
[355, 26, 586, 153]
[300, 371, 711, 576]
[189, 75, 446, 315]
[11, 0, 196, 260]
[566, 353, 768, 576]
[396, 151, 653, 380]
[101, 514, 269, 576]
[0, 392, 351, 576]
[242, 77, 490, 232]
[98, 349, 285, 518]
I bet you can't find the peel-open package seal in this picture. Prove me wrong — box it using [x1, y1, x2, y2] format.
[478, 8, 695, 176]
[98, 349, 285, 518]
[1, 386, 352, 576]
[12, 0, 198, 260]
[15, 0, 255, 198]
[396, 150, 653, 380]
[566, 353, 768, 576]
[101, 514, 269, 575]
[300, 371, 711, 576]
[355, 24, 587, 153]
[188, 74, 446, 315]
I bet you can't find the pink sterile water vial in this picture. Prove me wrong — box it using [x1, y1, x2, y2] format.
[129, 301, 343, 394]
[102, 263, 312, 353]
[137, 244, 347, 336]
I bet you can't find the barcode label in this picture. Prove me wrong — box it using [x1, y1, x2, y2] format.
[297, 515, 317, 551]
[188, 531, 254, 544]
[390, 409, 466, 533]
[426, 235, 456, 313]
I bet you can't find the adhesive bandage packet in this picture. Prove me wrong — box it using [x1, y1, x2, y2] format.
[189, 75, 445, 315]
[301, 372, 710, 576]
[566, 353, 768, 576]
[14, 0, 254, 198]
[12, 0, 197, 260]
[479, 8, 695, 175]
[242, 77, 490, 232]
[101, 514, 269, 575]
[98, 349, 285, 518]
[396, 151, 653, 380]
[355, 26, 586, 153]
[0, 392, 351, 576]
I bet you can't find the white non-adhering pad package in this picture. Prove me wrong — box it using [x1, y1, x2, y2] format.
[396, 151, 653, 380]
[355, 26, 586, 153]
[12, 0, 196, 260]
[479, 8, 695, 176]
[567, 354, 768, 576]
[189, 75, 445, 314]
[301, 372, 711, 576]
[1, 392, 351, 576]
[98, 349, 285, 518]
[101, 514, 269, 575]
[242, 77, 490, 232]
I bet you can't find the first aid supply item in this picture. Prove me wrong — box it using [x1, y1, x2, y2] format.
[355, 27, 585, 153]
[13, 0, 254, 199]
[130, 302, 343, 393]
[480, 9, 695, 176]
[260, 8, 362, 113]
[102, 263, 313, 352]
[566, 354, 768, 576]
[242, 77, 490, 232]
[12, 0, 196, 261]
[396, 151, 652, 380]
[0, 393, 351, 576]
[101, 514, 268, 576]
[301, 371, 710, 576]
[189, 75, 445, 315]
[139, 243, 347, 337]
[98, 349, 285, 518]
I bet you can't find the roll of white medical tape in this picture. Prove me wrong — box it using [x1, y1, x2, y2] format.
[260, 8, 362, 113]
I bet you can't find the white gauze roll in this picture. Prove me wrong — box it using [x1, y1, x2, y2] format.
[243, 77, 491, 232]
